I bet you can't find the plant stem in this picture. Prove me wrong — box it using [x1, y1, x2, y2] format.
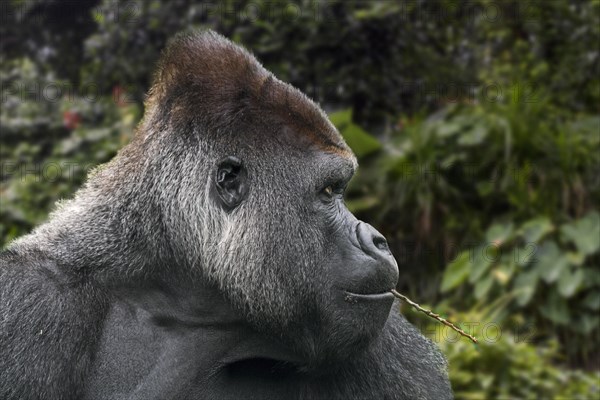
[391, 289, 478, 344]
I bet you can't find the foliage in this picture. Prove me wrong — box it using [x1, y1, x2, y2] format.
[0, 58, 139, 243]
[440, 213, 599, 326]
[403, 305, 600, 400]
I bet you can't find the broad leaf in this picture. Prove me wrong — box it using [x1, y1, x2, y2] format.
[493, 263, 515, 285]
[513, 268, 539, 306]
[514, 244, 537, 267]
[474, 274, 494, 299]
[557, 267, 584, 298]
[566, 251, 585, 266]
[328, 109, 352, 127]
[458, 125, 488, 146]
[519, 217, 554, 243]
[485, 222, 514, 246]
[341, 123, 382, 158]
[329, 109, 382, 158]
[540, 291, 570, 325]
[534, 241, 569, 284]
[560, 211, 600, 255]
[436, 122, 462, 138]
[441, 251, 471, 293]
[468, 245, 494, 283]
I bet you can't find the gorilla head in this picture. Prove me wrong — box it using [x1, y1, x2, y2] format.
[2, 31, 451, 400]
[135, 31, 400, 367]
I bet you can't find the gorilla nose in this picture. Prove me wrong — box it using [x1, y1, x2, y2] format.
[354, 222, 399, 292]
[356, 222, 392, 259]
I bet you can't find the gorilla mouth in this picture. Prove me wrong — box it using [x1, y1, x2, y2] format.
[343, 290, 394, 302]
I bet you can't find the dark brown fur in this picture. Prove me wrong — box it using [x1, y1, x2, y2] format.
[144, 31, 351, 156]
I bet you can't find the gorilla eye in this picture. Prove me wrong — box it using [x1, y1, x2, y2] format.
[319, 184, 340, 203]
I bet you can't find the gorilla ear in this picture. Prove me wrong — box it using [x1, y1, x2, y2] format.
[214, 156, 248, 210]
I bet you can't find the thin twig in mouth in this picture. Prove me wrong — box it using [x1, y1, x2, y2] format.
[391, 289, 478, 344]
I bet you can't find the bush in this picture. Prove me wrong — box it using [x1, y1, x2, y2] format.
[403, 306, 600, 399]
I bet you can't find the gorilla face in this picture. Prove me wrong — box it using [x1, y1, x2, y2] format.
[206, 137, 399, 367]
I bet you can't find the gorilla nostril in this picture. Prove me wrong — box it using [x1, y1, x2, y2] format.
[373, 236, 389, 252]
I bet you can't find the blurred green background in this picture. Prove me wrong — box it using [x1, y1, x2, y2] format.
[1, 0, 599, 398]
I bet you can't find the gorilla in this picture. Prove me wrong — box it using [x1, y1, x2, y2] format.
[0, 31, 452, 400]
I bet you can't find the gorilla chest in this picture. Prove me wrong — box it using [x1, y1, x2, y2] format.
[82, 299, 305, 400]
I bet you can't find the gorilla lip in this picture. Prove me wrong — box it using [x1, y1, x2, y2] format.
[343, 290, 395, 301]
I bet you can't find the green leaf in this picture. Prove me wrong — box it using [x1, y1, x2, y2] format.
[485, 222, 514, 246]
[493, 263, 515, 285]
[469, 245, 494, 283]
[557, 267, 584, 298]
[340, 123, 382, 158]
[519, 217, 554, 243]
[540, 291, 570, 325]
[534, 241, 569, 284]
[458, 125, 488, 146]
[329, 109, 381, 158]
[566, 251, 585, 266]
[513, 268, 539, 306]
[436, 122, 462, 138]
[328, 109, 352, 128]
[474, 274, 494, 299]
[582, 291, 600, 311]
[560, 211, 600, 255]
[441, 251, 472, 293]
[514, 244, 537, 267]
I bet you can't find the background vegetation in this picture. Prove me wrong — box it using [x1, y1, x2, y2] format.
[1, 0, 599, 398]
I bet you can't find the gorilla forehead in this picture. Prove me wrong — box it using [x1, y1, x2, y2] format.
[145, 30, 352, 159]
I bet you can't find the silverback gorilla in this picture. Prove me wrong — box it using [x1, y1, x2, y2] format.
[0, 31, 452, 400]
